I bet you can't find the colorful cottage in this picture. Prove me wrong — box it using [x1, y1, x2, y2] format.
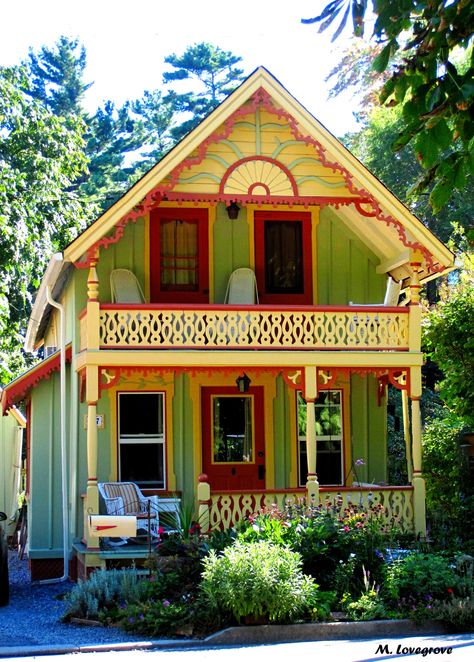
[1, 68, 454, 580]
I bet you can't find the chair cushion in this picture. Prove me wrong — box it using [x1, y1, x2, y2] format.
[102, 483, 141, 514]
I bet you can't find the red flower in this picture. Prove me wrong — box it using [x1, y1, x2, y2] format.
[447, 588, 454, 594]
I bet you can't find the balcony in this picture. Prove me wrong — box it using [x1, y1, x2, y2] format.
[79, 304, 412, 352]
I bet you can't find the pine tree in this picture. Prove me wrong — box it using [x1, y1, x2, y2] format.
[163, 42, 245, 141]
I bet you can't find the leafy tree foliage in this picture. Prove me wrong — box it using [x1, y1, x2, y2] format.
[0, 66, 93, 383]
[162, 43, 245, 141]
[423, 251, 474, 425]
[344, 105, 474, 244]
[302, 1, 474, 211]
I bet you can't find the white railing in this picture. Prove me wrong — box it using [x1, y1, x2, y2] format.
[94, 304, 409, 351]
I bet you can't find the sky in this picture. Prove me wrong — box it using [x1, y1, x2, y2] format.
[0, 0, 364, 136]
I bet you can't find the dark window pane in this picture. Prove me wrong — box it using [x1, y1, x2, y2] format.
[119, 393, 162, 435]
[213, 396, 253, 463]
[120, 443, 164, 488]
[264, 221, 303, 293]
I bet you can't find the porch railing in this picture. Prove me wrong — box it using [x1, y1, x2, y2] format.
[207, 486, 414, 533]
[82, 304, 411, 351]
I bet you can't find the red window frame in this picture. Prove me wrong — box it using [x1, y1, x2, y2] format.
[254, 210, 313, 304]
[150, 207, 209, 303]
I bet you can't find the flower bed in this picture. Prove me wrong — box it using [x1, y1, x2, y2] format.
[61, 500, 474, 636]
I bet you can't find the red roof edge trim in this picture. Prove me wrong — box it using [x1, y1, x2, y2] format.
[1, 345, 72, 415]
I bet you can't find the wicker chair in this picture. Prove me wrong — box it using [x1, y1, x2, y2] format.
[98, 482, 160, 546]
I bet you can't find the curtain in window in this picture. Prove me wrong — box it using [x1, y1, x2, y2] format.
[265, 221, 303, 293]
[160, 219, 198, 289]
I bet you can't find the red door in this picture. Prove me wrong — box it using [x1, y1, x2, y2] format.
[202, 387, 265, 490]
[150, 207, 209, 303]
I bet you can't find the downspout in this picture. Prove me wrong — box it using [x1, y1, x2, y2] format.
[38, 286, 69, 584]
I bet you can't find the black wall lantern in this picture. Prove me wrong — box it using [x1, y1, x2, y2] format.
[226, 201, 240, 220]
[236, 373, 251, 393]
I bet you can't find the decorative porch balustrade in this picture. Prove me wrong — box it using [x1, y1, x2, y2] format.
[207, 486, 414, 533]
[83, 305, 410, 351]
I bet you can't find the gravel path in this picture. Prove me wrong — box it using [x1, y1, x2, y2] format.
[0, 551, 149, 649]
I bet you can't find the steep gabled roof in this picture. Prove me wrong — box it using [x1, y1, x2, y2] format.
[62, 66, 454, 278]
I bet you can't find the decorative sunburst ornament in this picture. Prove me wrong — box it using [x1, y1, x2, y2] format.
[220, 156, 297, 197]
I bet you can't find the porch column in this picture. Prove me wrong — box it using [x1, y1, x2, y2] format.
[197, 474, 211, 533]
[410, 366, 426, 536]
[401, 389, 413, 483]
[84, 364, 100, 549]
[304, 367, 319, 505]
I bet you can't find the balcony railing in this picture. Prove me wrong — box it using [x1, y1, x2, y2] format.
[81, 304, 411, 351]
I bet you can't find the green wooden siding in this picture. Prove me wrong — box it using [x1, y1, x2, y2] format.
[317, 207, 386, 305]
[350, 374, 387, 484]
[213, 203, 250, 303]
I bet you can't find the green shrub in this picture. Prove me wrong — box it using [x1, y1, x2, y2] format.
[237, 500, 403, 595]
[200, 540, 320, 623]
[383, 553, 461, 619]
[62, 568, 147, 621]
[431, 596, 474, 632]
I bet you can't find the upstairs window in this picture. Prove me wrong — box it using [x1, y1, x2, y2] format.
[150, 208, 209, 303]
[255, 211, 312, 304]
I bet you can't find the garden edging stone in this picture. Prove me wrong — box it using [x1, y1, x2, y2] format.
[0, 619, 451, 658]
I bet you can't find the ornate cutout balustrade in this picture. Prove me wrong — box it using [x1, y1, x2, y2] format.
[208, 486, 414, 533]
[80, 304, 411, 351]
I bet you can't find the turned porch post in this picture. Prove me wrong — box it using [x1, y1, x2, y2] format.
[409, 257, 426, 536]
[401, 389, 413, 483]
[304, 367, 319, 505]
[83, 255, 101, 549]
[197, 474, 211, 533]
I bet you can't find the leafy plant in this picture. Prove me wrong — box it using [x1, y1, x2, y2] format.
[431, 596, 474, 632]
[119, 598, 191, 637]
[200, 540, 319, 623]
[62, 568, 147, 621]
[383, 553, 461, 618]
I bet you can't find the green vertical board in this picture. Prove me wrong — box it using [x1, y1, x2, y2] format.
[213, 204, 250, 303]
[96, 217, 146, 302]
[350, 374, 369, 484]
[172, 373, 195, 498]
[273, 375, 291, 488]
[318, 208, 386, 304]
[350, 374, 387, 485]
[29, 375, 62, 554]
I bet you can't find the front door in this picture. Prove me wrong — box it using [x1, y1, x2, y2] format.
[202, 386, 265, 490]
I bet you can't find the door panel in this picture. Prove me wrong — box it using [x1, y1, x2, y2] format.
[202, 386, 265, 490]
[150, 207, 209, 303]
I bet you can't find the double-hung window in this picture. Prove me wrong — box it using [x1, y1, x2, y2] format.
[118, 392, 166, 489]
[297, 390, 344, 486]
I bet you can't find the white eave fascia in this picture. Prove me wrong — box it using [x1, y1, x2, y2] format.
[24, 253, 64, 353]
